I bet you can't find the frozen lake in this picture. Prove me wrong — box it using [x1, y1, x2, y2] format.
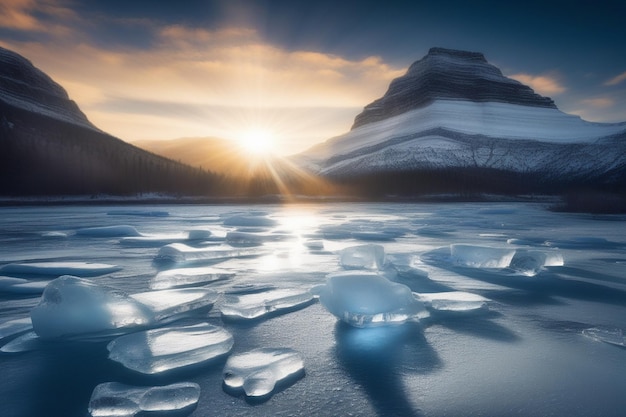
[1, 202, 625, 417]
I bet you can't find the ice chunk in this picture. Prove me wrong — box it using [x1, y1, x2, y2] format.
[339, 244, 385, 270]
[30, 276, 219, 340]
[318, 271, 428, 328]
[31, 276, 155, 340]
[0, 317, 32, 340]
[155, 243, 265, 264]
[107, 323, 233, 375]
[41, 231, 68, 238]
[509, 249, 564, 276]
[223, 348, 304, 398]
[150, 266, 234, 290]
[450, 244, 516, 268]
[187, 229, 212, 240]
[88, 381, 199, 417]
[220, 288, 314, 320]
[119, 234, 188, 247]
[76, 225, 141, 237]
[0, 262, 122, 277]
[414, 291, 489, 313]
[222, 215, 277, 227]
[131, 287, 219, 322]
[582, 327, 626, 348]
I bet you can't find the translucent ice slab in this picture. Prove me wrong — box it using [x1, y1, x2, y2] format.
[318, 271, 428, 328]
[76, 225, 141, 237]
[339, 244, 385, 270]
[220, 288, 314, 320]
[150, 266, 234, 290]
[30, 276, 218, 340]
[414, 291, 489, 313]
[223, 348, 304, 398]
[0, 262, 122, 277]
[155, 243, 265, 264]
[450, 244, 516, 268]
[88, 381, 199, 417]
[107, 323, 234, 375]
[509, 249, 564, 276]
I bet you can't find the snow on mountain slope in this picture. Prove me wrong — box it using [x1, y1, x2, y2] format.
[296, 47, 626, 181]
[0, 47, 98, 131]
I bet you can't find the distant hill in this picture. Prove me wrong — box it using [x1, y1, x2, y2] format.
[0, 46, 224, 197]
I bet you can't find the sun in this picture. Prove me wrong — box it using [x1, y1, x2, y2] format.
[238, 128, 275, 156]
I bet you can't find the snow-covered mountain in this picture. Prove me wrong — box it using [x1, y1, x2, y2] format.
[296, 47, 626, 189]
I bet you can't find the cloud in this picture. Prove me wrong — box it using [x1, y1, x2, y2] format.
[1, 16, 404, 153]
[580, 97, 614, 108]
[604, 71, 626, 86]
[0, 0, 77, 35]
[508, 73, 566, 95]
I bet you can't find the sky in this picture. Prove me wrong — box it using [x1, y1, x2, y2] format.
[1, 0, 625, 155]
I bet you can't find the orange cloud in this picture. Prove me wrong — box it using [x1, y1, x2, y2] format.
[580, 97, 614, 108]
[604, 71, 626, 86]
[508, 73, 566, 95]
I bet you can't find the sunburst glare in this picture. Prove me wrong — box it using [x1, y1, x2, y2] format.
[238, 128, 275, 155]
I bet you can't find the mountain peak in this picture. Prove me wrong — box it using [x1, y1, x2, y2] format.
[352, 47, 556, 129]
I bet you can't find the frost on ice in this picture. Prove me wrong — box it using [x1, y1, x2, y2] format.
[339, 244, 385, 270]
[318, 271, 428, 327]
[30, 276, 219, 340]
[220, 288, 314, 320]
[414, 291, 489, 313]
[150, 266, 235, 290]
[582, 327, 626, 348]
[107, 323, 234, 375]
[223, 348, 304, 398]
[88, 381, 199, 417]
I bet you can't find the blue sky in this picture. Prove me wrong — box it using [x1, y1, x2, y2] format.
[1, 0, 625, 154]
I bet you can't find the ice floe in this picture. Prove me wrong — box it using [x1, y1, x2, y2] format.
[30, 276, 218, 340]
[339, 244, 385, 270]
[220, 288, 314, 320]
[150, 266, 234, 290]
[155, 243, 265, 264]
[222, 215, 277, 227]
[414, 291, 489, 313]
[107, 323, 234, 375]
[582, 327, 626, 348]
[76, 225, 142, 237]
[0, 262, 122, 277]
[450, 244, 516, 268]
[223, 348, 304, 398]
[88, 381, 199, 417]
[318, 271, 428, 327]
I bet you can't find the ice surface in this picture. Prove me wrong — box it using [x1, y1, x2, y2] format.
[0, 317, 32, 340]
[223, 348, 304, 398]
[414, 291, 489, 313]
[226, 231, 275, 246]
[0, 331, 42, 353]
[76, 225, 141, 237]
[41, 231, 68, 238]
[0, 262, 122, 277]
[450, 244, 516, 268]
[582, 327, 626, 348]
[155, 243, 265, 264]
[30, 276, 219, 340]
[509, 249, 564, 276]
[339, 244, 385, 270]
[220, 288, 314, 320]
[303, 240, 324, 250]
[318, 271, 428, 327]
[120, 229, 213, 247]
[150, 266, 235, 289]
[0, 280, 49, 294]
[88, 381, 199, 417]
[107, 210, 170, 217]
[31, 276, 154, 340]
[222, 215, 277, 227]
[107, 323, 234, 375]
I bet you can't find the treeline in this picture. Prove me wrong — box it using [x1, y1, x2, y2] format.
[0, 103, 228, 196]
[327, 166, 626, 199]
